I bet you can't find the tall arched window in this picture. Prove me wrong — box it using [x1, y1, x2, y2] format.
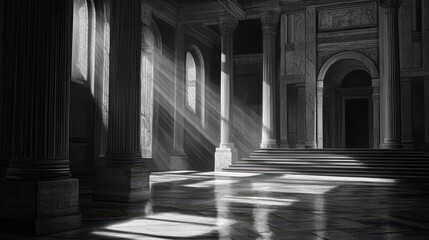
[185, 46, 205, 127]
[72, 0, 89, 80]
[186, 52, 197, 113]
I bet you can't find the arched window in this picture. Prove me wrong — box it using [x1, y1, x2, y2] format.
[185, 46, 205, 126]
[186, 52, 197, 113]
[72, 0, 89, 80]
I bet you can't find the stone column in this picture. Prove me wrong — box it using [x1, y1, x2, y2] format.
[422, 0, 429, 150]
[260, 11, 280, 149]
[0, 0, 81, 235]
[93, 0, 149, 202]
[0, 0, 9, 177]
[170, 24, 189, 169]
[215, 16, 239, 170]
[378, 0, 402, 149]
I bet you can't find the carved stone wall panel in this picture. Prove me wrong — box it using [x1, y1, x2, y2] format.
[294, 12, 306, 76]
[318, 4, 377, 31]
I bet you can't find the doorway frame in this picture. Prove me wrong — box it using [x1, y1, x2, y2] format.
[317, 51, 380, 149]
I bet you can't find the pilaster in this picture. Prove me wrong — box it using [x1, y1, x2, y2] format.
[400, 78, 415, 148]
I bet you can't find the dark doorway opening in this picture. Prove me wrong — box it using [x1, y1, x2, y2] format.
[344, 98, 370, 148]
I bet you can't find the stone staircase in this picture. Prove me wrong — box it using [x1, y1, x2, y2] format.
[225, 149, 429, 180]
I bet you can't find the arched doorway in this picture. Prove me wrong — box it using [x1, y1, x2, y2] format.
[317, 52, 380, 149]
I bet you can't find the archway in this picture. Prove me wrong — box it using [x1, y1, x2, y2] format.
[317, 52, 380, 149]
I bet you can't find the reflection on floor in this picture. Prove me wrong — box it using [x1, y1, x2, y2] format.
[2, 171, 429, 239]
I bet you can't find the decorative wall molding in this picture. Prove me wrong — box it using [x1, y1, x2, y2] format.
[319, 32, 378, 44]
[318, 47, 379, 71]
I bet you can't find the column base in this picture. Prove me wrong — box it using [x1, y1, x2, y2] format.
[169, 149, 189, 170]
[380, 140, 403, 149]
[260, 139, 278, 149]
[305, 141, 317, 149]
[0, 179, 82, 236]
[215, 147, 238, 171]
[93, 165, 150, 202]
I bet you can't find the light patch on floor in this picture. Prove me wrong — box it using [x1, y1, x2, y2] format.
[93, 213, 235, 239]
[221, 195, 297, 206]
[251, 182, 337, 195]
[184, 179, 239, 188]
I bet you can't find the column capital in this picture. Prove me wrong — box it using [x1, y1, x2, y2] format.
[261, 10, 280, 28]
[376, 0, 403, 9]
[219, 16, 239, 33]
[176, 23, 188, 39]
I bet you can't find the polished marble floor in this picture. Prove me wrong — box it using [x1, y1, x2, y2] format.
[2, 171, 429, 239]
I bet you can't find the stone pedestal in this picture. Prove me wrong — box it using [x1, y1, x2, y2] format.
[260, 11, 280, 149]
[93, 165, 149, 202]
[215, 147, 238, 170]
[0, 179, 81, 235]
[169, 149, 189, 170]
[215, 16, 239, 170]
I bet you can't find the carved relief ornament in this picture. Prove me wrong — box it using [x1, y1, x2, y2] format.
[219, 16, 239, 33]
[261, 10, 280, 27]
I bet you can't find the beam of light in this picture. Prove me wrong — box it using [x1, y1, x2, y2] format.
[151, 47, 264, 169]
[221, 195, 297, 206]
[277, 174, 396, 183]
[92, 213, 235, 239]
[251, 182, 337, 195]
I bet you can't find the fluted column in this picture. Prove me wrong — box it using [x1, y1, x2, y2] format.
[423, 0, 429, 150]
[0, 0, 81, 235]
[378, 0, 402, 148]
[0, 0, 10, 177]
[260, 11, 280, 149]
[215, 16, 239, 170]
[170, 24, 189, 169]
[93, 0, 149, 202]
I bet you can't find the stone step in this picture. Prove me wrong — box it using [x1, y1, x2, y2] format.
[224, 166, 429, 179]
[239, 159, 429, 166]
[232, 163, 429, 171]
